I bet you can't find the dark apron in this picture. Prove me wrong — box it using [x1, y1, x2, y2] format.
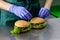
[0, 0, 40, 26]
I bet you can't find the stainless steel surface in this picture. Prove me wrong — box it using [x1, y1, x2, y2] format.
[1, 15, 60, 40]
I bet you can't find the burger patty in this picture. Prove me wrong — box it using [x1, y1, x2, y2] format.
[14, 26, 31, 31]
[31, 22, 47, 27]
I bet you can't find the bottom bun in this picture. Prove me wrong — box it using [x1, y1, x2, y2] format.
[22, 30, 28, 33]
[33, 26, 46, 29]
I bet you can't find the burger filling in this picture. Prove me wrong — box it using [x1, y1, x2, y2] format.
[31, 22, 46, 28]
[10, 25, 32, 34]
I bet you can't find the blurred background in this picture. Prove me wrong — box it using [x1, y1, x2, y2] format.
[40, 0, 60, 7]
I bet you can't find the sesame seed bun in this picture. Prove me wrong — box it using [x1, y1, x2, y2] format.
[15, 20, 29, 28]
[30, 17, 45, 24]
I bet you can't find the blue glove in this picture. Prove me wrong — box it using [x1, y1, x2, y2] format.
[9, 5, 32, 20]
[38, 8, 51, 18]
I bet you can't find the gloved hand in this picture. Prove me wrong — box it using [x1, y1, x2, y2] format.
[38, 8, 51, 18]
[9, 5, 32, 20]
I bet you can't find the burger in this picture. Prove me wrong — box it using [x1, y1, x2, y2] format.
[10, 20, 32, 34]
[30, 17, 47, 29]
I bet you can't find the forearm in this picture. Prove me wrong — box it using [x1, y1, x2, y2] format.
[0, 0, 3, 1]
[44, 0, 53, 9]
[0, 1, 12, 11]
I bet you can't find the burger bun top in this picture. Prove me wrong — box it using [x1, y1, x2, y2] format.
[15, 20, 29, 28]
[30, 17, 45, 24]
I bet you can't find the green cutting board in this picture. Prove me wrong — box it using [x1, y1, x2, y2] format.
[51, 6, 60, 18]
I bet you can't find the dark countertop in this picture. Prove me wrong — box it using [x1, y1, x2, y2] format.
[1, 15, 60, 40]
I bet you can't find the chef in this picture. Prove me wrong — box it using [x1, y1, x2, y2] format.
[0, 0, 53, 26]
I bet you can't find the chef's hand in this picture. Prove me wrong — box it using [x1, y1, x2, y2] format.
[9, 5, 32, 20]
[38, 8, 51, 18]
